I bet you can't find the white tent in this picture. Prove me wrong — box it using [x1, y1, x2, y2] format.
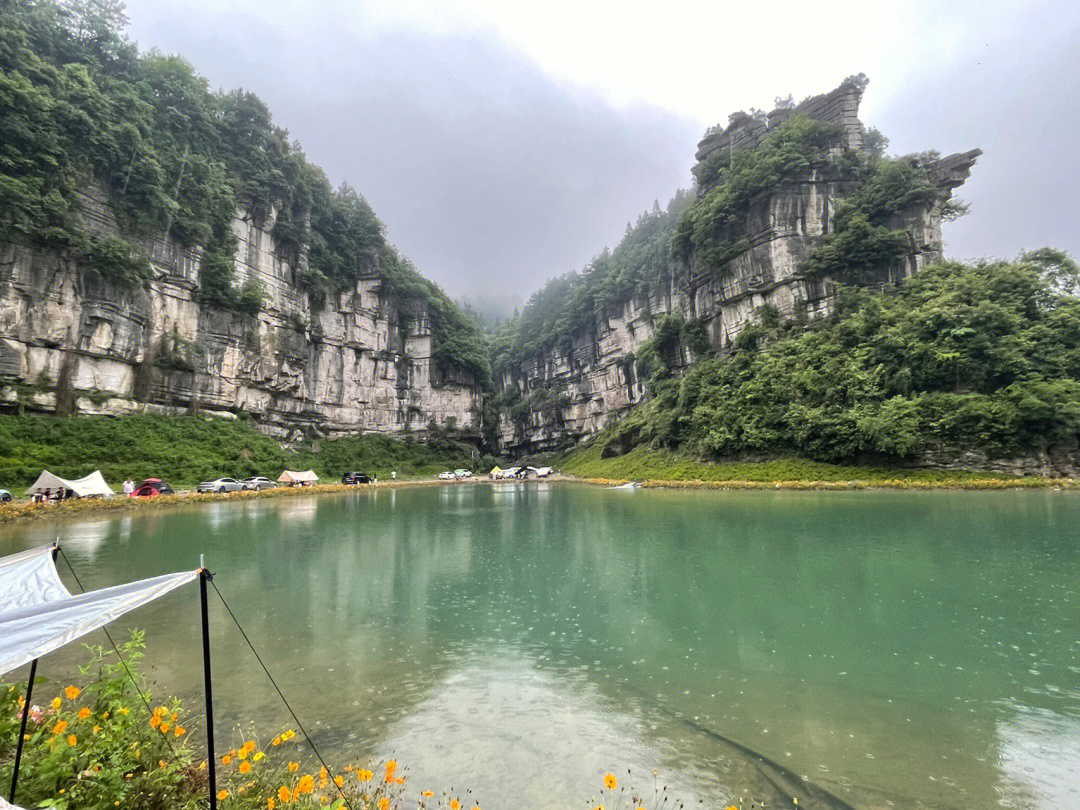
[24, 470, 114, 498]
[0, 545, 198, 676]
[278, 469, 318, 484]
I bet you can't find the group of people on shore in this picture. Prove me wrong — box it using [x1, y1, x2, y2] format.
[30, 487, 73, 504]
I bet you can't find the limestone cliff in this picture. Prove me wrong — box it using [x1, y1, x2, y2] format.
[498, 80, 979, 454]
[0, 185, 480, 440]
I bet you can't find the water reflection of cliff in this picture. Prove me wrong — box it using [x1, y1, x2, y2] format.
[0, 486, 1076, 809]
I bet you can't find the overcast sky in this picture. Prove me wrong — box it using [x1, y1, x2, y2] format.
[126, 0, 1080, 302]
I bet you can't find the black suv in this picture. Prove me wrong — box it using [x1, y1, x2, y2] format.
[341, 471, 372, 485]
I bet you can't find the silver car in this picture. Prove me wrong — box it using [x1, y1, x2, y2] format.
[197, 477, 244, 493]
[242, 476, 277, 491]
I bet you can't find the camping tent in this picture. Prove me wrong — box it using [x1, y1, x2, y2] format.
[24, 470, 114, 498]
[489, 466, 503, 480]
[278, 469, 318, 485]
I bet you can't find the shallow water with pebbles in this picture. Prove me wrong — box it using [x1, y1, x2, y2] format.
[3, 483, 1078, 809]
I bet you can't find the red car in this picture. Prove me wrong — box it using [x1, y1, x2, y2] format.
[133, 478, 175, 498]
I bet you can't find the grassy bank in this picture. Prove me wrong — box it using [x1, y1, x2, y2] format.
[558, 444, 1079, 489]
[0, 414, 491, 491]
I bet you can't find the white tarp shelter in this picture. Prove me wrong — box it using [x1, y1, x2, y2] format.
[24, 470, 114, 498]
[0, 545, 198, 677]
[278, 469, 318, 485]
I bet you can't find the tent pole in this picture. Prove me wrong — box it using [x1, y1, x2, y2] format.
[199, 560, 218, 810]
[8, 658, 37, 803]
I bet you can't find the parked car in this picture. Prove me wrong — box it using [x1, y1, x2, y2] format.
[197, 477, 243, 494]
[454, 469, 473, 479]
[437, 471, 455, 480]
[133, 478, 174, 498]
[341, 471, 372, 485]
[241, 476, 276, 491]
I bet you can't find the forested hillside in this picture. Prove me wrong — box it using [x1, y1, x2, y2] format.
[0, 0, 488, 383]
[587, 250, 1080, 470]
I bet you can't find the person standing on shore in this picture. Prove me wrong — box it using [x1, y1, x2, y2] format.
[123, 478, 135, 497]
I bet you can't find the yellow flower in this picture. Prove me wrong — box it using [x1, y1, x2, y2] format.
[51, 697, 62, 710]
[357, 769, 373, 782]
[278, 786, 291, 803]
[67, 734, 77, 746]
[175, 726, 186, 737]
[238, 747, 248, 760]
[65, 686, 81, 700]
[253, 751, 265, 761]
[102, 711, 110, 719]
[272, 736, 282, 746]
[52, 720, 68, 735]
[222, 755, 232, 766]
[159, 760, 168, 769]
[268, 799, 276, 810]
[239, 761, 252, 774]
[92, 725, 101, 734]
[378, 800, 389, 810]
[334, 776, 344, 788]
[217, 790, 229, 801]
[298, 774, 315, 794]
[78, 707, 91, 719]
[604, 772, 617, 790]
[119, 707, 130, 716]
[288, 761, 299, 773]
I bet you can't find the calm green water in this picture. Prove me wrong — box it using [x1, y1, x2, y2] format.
[3, 484, 1079, 809]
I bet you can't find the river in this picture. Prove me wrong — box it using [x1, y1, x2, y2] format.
[2, 483, 1078, 808]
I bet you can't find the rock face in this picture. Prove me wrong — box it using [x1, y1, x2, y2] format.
[498, 80, 980, 454]
[0, 185, 480, 439]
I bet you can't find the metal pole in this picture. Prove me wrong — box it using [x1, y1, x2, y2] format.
[9, 658, 38, 803]
[199, 558, 217, 810]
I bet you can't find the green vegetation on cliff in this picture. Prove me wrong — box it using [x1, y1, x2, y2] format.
[0, 0, 487, 382]
[0, 413, 490, 488]
[598, 251, 1080, 466]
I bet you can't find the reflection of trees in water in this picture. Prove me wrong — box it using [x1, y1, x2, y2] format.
[3, 487, 1078, 809]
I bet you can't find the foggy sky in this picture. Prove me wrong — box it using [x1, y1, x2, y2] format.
[125, 1, 1080, 301]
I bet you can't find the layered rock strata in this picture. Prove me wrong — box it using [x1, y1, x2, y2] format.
[0, 185, 479, 439]
[499, 81, 979, 454]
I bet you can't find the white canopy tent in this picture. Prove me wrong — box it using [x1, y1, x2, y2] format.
[0, 545, 198, 676]
[278, 469, 318, 485]
[23, 470, 114, 498]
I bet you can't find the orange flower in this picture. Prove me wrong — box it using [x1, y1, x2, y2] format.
[272, 736, 282, 746]
[175, 726, 187, 737]
[288, 761, 299, 773]
[422, 791, 434, 798]
[267, 799, 276, 810]
[149, 715, 160, 729]
[217, 790, 229, 801]
[450, 800, 461, 810]
[378, 800, 389, 810]
[65, 686, 81, 700]
[77, 707, 91, 720]
[159, 721, 171, 733]
[239, 761, 252, 774]
[384, 760, 398, 782]
[222, 755, 232, 766]
[278, 786, 291, 803]
[604, 772, 617, 790]
[52, 720, 68, 735]
[357, 769, 373, 782]
[67, 734, 77, 746]
[297, 774, 315, 794]
[242, 740, 256, 754]
[334, 776, 344, 788]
